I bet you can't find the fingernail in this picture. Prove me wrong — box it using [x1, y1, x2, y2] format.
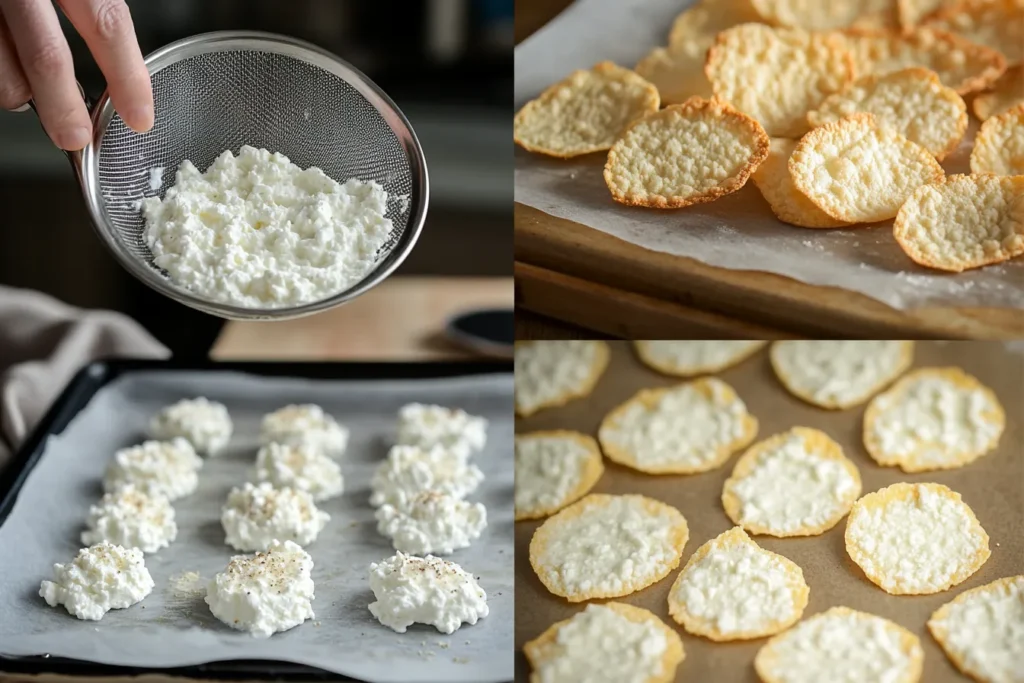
[8, 103, 31, 113]
[60, 126, 92, 150]
[125, 103, 154, 132]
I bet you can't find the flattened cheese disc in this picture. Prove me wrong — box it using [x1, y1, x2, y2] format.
[845, 482, 990, 595]
[524, 602, 685, 683]
[514, 431, 605, 521]
[515, 341, 610, 417]
[529, 494, 689, 602]
[667, 527, 809, 641]
[633, 340, 767, 377]
[598, 378, 758, 474]
[722, 427, 862, 537]
[755, 606, 924, 683]
[928, 575, 1024, 683]
[863, 367, 1005, 471]
[770, 340, 914, 409]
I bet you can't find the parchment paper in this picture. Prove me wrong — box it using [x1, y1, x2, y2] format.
[514, 0, 1024, 311]
[514, 341, 1024, 682]
[0, 370, 513, 683]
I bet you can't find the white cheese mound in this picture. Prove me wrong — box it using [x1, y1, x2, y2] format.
[81, 485, 177, 553]
[103, 438, 203, 501]
[260, 404, 349, 455]
[205, 539, 315, 638]
[367, 552, 489, 634]
[39, 542, 154, 621]
[369, 445, 484, 508]
[255, 442, 344, 502]
[221, 482, 330, 551]
[141, 146, 392, 308]
[396, 403, 488, 456]
[375, 490, 487, 555]
[149, 397, 233, 455]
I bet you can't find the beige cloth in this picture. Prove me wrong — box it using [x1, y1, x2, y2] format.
[0, 286, 168, 466]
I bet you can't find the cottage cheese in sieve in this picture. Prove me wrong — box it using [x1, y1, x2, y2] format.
[141, 146, 392, 308]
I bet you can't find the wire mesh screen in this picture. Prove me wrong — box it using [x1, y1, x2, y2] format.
[96, 49, 414, 267]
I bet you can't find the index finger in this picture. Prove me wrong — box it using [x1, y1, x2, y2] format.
[57, 0, 152, 133]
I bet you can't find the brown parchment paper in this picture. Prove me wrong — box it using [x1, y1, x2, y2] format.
[514, 341, 1024, 683]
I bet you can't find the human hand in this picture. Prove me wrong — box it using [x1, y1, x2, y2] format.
[0, 0, 152, 151]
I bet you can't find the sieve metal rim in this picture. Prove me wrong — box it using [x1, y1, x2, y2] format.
[72, 31, 429, 321]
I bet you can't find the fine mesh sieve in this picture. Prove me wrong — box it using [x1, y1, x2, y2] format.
[59, 31, 428, 320]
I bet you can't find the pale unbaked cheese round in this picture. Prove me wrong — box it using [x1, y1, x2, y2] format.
[149, 397, 233, 455]
[845, 482, 991, 595]
[524, 602, 685, 683]
[221, 482, 330, 551]
[667, 527, 809, 641]
[633, 340, 767, 377]
[927, 575, 1024, 683]
[722, 427, 862, 537]
[863, 367, 1005, 472]
[514, 430, 604, 521]
[260, 404, 348, 455]
[255, 442, 344, 502]
[598, 378, 758, 474]
[529, 494, 689, 602]
[754, 606, 924, 683]
[515, 341, 610, 417]
[369, 445, 484, 508]
[770, 340, 914, 409]
[103, 438, 203, 501]
[81, 485, 177, 553]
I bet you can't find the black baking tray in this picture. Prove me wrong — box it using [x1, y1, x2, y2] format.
[0, 358, 512, 682]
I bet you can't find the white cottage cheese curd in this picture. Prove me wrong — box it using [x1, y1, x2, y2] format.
[369, 445, 484, 508]
[81, 485, 177, 553]
[149, 397, 233, 455]
[396, 403, 487, 456]
[367, 552, 488, 634]
[103, 438, 203, 501]
[375, 490, 487, 555]
[255, 442, 344, 502]
[141, 146, 392, 308]
[39, 542, 154, 621]
[221, 482, 330, 551]
[260, 404, 349, 455]
[205, 539, 315, 638]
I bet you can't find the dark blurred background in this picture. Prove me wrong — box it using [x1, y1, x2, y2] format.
[0, 0, 512, 357]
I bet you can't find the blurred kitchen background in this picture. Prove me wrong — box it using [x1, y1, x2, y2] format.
[0, 0, 512, 357]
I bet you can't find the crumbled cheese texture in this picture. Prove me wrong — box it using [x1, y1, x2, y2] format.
[375, 490, 487, 555]
[600, 379, 750, 469]
[515, 340, 601, 414]
[533, 604, 668, 683]
[81, 485, 177, 553]
[260, 404, 349, 455]
[39, 542, 155, 621]
[103, 438, 203, 501]
[772, 340, 908, 406]
[141, 146, 392, 309]
[370, 445, 484, 508]
[148, 397, 233, 455]
[757, 608, 922, 683]
[221, 482, 330, 551]
[515, 435, 589, 513]
[731, 432, 858, 534]
[367, 552, 489, 634]
[255, 442, 344, 502]
[930, 576, 1024, 683]
[639, 340, 764, 372]
[396, 403, 487, 456]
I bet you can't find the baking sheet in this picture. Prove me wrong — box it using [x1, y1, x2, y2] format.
[513, 341, 1024, 682]
[514, 0, 1024, 311]
[0, 370, 513, 683]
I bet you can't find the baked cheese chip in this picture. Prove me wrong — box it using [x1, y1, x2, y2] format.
[755, 607, 924, 683]
[845, 482, 990, 595]
[634, 47, 714, 106]
[971, 104, 1024, 175]
[604, 98, 769, 208]
[524, 602, 685, 683]
[633, 340, 767, 376]
[667, 527, 809, 641]
[669, 0, 762, 51]
[894, 174, 1024, 272]
[863, 366, 1006, 470]
[925, 0, 1024, 67]
[836, 28, 1007, 94]
[751, 0, 898, 31]
[706, 24, 855, 138]
[789, 113, 944, 222]
[513, 62, 659, 158]
[529, 494, 689, 602]
[514, 431, 604, 521]
[752, 138, 852, 227]
[973, 65, 1024, 120]
[722, 427, 862, 537]
[898, 0, 952, 28]
[514, 341, 610, 417]
[927, 575, 1024, 683]
[807, 67, 967, 159]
